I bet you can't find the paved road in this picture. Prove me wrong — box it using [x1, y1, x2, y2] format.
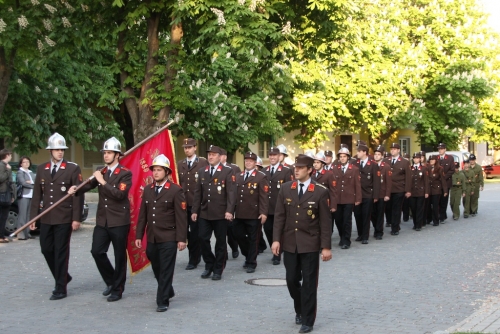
[1, 183, 500, 334]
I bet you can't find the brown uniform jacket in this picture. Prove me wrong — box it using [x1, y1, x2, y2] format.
[264, 164, 293, 215]
[438, 154, 455, 189]
[273, 180, 332, 253]
[388, 156, 411, 193]
[192, 164, 236, 220]
[311, 169, 338, 210]
[333, 163, 362, 204]
[410, 164, 429, 197]
[235, 170, 269, 219]
[30, 160, 83, 225]
[79, 164, 132, 227]
[136, 181, 187, 243]
[177, 156, 209, 207]
[377, 161, 392, 199]
[354, 159, 381, 199]
[428, 165, 448, 195]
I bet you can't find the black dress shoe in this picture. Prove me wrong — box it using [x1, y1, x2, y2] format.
[433, 223, 439, 226]
[201, 270, 212, 279]
[232, 251, 239, 259]
[243, 264, 249, 269]
[246, 268, 255, 273]
[259, 249, 264, 254]
[299, 325, 313, 333]
[102, 285, 113, 296]
[464, 215, 469, 218]
[156, 305, 168, 312]
[107, 295, 122, 302]
[375, 236, 382, 240]
[295, 314, 302, 325]
[416, 228, 421, 231]
[390, 231, 399, 235]
[53, 275, 72, 294]
[362, 240, 368, 244]
[185, 264, 197, 270]
[50, 292, 67, 300]
[355, 237, 362, 242]
[341, 245, 350, 249]
[385, 223, 391, 227]
[471, 213, 476, 217]
[212, 274, 222, 280]
[272, 260, 280, 265]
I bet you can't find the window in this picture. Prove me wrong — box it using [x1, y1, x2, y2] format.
[468, 139, 475, 155]
[399, 138, 410, 156]
[487, 142, 493, 156]
[258, 140, 270, 158]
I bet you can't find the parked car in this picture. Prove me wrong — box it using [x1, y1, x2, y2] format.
[425, 151, 471, 170]
[482, 159, 500, 179]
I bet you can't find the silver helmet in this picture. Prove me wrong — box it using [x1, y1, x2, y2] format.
[277, 144, 288, 156]
[149, 154, 172, 172]
[102, 137, 123, 155]
[337, 147, 351, 157]
[46, 132, 68, 150]
[314, 152, 326, 164]
[256, 156, 263, 168]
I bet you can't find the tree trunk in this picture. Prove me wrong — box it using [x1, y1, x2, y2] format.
[369, 128, 396, 151]
[0, 47, 16, 119]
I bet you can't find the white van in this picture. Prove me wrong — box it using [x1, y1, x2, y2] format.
[425, 151, 471, 170]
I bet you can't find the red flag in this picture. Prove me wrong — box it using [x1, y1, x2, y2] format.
[120, 129, 178, 275]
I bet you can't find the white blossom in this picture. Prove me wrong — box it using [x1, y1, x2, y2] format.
[199, 128, 205, 134]
[281, 21, 291, 35]
[45, 36, 56, 47]
[213, 71, 217, 78]
[64, 2, 75, 12]
[62, 17, 71, 28]
[43, 19, 53, 31]
[37, 40, 44, 52]
[210, 8, 226, 26]
[250, 49, 254, 55]
[0, 19, 6, 33]
[54, 87, 58, 94]
[192, 48, 199, 55]
[8, 7, 13, 12]
[226, 52, 231, 58]
[238, 0, 245, 5]
[44, 4, 57, 14]
[193, 121, 199, 128]
[81, 4, 89, 12]
[211, 56, 217, 63]
[17, 79, 22, 84]
[178, 0, 184, 6]
[35, 86, 41, 92]
[228, 78, 233, 85]
[18, 16, 29, 29]
[253, 57, 258, 63]
[264, 96, 269, 101]
[31, 0, 40, 5]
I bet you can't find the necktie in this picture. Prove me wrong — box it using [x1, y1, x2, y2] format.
[392, 159, 395, 166]
[315, 171, 319, 178]
[298, 183, 304, 199]
[244, 172, 249, 181]
[361, 161, 364, 168]
[188, 161, 192, 169]
[155, 186, 161, 195]
[342, 166, 346, 174]
[51, 165, 57, 178]
[270, 166, 275, 176]
[108, 169, 112, 179]
[325, 166, 329, 171]
[210, 166, 215, 177]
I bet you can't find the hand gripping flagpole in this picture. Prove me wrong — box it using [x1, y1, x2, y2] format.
[9, 120, 176, 238]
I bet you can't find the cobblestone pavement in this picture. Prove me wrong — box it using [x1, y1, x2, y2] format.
[1, 184, 500, 334]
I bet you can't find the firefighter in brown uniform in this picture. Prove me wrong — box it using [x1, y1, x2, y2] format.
[409, 153, 429, 231]
[427, 155, 447, 226]
[387, 143, 411, 235]
[271, 154, 332, 334]
[333, 147, 362, 249]
[311, 152, 337, 209]
[371, 145, 392, 239]
[353, 141, 380, 244]
[220, 148, 241, 259]
[323, 150, 335, 171]
[29, 133, 83, 300]
[437, 143, 455, 222]
[72, 137, 132, 302]
[135, 154, 187, 312]
[177, 138, 209, 270]
[233, 152, 269, 273]
[263, 147, 293, 265]
[191, 145, 236, 280]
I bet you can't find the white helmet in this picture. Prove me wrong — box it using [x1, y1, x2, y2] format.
[149, 154, 172, 172]
[256, 156, 263, 168]
[337, 147, 351, 157]
[277, 144, 288, 156]
[314, 152, 326, 164]
[102, 137, 123, 155]
[46, 132, 68, 150]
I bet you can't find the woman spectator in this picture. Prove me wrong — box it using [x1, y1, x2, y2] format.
[16, 156, 35, 240]
[0, 149, 13, 243]
[427, 155, 448, 226]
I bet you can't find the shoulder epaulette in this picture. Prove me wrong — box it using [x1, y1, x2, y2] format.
[258, 171, 266, 176]
[315, 183, 327, 190]
[67, 161, 78, 165]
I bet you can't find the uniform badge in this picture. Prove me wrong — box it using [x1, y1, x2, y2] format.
[61, 186, 66, 192]
[232, 175, 236, 182]
[195, 172, 199, 179]
[119, 183, 127, 191]
[332, 181, 336, 187]
[250, 190, 254, 195]
[79, 174, 83, 182]
[264, 185, 269, 193]
[214, 178, 218, 184]
[311, 214, 315, 219]
[181, 202, 187, 210]
[291, 182, 297, 190]
[217, 186, 222, 194]
[307, 184, 315, 192]
[307, 210, 312, 216]
[286, 198, 292, 202]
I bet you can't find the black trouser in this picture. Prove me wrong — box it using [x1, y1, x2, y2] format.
[198, 218, 227, 275]
[263, 214, 280, 261]
[91, 223, 130, 297]
[384, 198, 392, 225]
[439, 189, 449, 221]
[40, 223, 73, 294]
[390, 192, 405, 233]
[227, 223, 239, 253]
[233, 218, 260, 269]
[0, 204, 9, 239]
[335, 204, 353, 246]
[429, 194, 441, 225]
[371, 198, 385, 237]
[146, 241, 177, 307]
[402, 197, 410, 221]
[284, 250, 320, 327]
[354, 198, 373, 241]
[186, 207, 201, 266]
[331, 212, 336, 233]
[409, 196, 424, 229]
[422, 197, 429, 226]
